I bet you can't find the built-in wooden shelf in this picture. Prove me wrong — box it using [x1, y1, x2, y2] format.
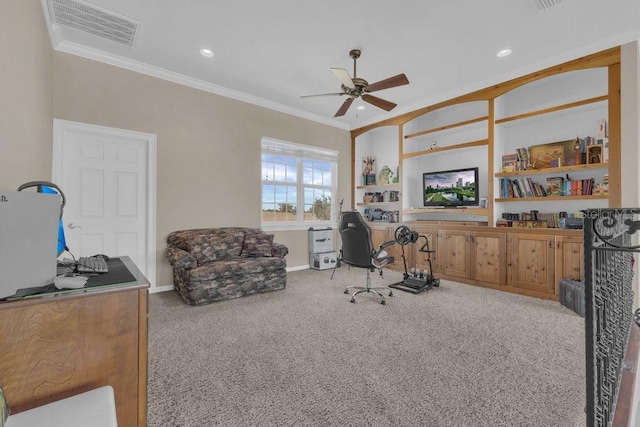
[495, 194, 608, 202]
[356, 182, 401, 190]
[495, 162, 607, 177]
[403, 207, 490, 215]
[495, 95, 608, 125]
[404, 116, 488, 139]
[403, 139, 488, 159]
[357, 202, 401, 207]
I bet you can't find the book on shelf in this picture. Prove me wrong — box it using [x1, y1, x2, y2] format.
[546, 177, 564, 196]
[500, 210, 586, 228]
[500, 176, 600, 199]
[519, 178, 532, 197]
[501, 153, 518, 172]
[561, 177, 596, 196]
[512, 179, 523, 197]
[516, 148, 530, 170]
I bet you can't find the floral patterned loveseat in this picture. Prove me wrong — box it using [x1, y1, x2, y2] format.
[164, 227, 288, 305]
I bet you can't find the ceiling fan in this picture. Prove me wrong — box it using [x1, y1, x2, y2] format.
[301, 49, 410, 117]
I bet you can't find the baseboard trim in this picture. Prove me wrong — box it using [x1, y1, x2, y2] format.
[152, 285, 174, 293]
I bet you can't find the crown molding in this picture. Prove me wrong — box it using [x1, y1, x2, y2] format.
[53, 40, 351, 131]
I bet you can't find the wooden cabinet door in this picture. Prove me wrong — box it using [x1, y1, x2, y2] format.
[472, 230, 507, 286]
[508, 233, 555, 295]
[369, 225, 395, 269]
[554, 235, 584, 289]
[386, 223, 407, 270]
[438, 229, 471, 279]
[369, 225, 389, 250]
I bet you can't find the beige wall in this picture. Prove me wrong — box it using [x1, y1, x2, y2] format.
[52, 53, 351, 286]
[0, 0, 53, 188]
[0, 0, 349, 289]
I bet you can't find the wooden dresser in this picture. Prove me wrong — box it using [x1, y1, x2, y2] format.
[0, 256, 149, 427]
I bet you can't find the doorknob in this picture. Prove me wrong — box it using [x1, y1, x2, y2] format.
[68, 223, 83, 229]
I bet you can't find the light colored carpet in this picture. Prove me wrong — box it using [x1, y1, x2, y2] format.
[148, 267, 586, 427]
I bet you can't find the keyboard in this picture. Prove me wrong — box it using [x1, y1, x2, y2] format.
[77, 256, 109, 273]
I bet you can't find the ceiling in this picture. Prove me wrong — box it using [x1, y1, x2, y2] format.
[41, 0, 640, 131]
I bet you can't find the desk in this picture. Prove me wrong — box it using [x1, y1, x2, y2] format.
[0, 256, 148, 427]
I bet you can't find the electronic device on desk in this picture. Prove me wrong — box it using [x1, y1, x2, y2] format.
[77, 255, 110, 273]
[0, 189, 61, 300]
[53, 274, 88, 290]
[389, 225, 440, 294]
[422, 167, 479, 208]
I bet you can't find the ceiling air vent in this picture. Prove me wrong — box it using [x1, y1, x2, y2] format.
[47, 0, 139, 47]
[532, 0, 564, 11]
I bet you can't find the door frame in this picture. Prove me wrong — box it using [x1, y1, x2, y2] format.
[52, 119, 157, 291]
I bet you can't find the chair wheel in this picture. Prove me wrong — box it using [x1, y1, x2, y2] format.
[389, 291, 393, 297]
[350, 298, 356, 303]
[344, 290, 349, 294]
[381, 299, 386, 305]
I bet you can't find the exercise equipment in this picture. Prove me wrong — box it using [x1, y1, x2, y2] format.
[389, 225, 440, 294]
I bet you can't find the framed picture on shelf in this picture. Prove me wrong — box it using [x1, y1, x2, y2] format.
[546, 176, 564, 196]
[587, 145, 602, 164]
[362, 155, 376, 175]
[363, 207, 371, 221]
[529, 139, 579, 169]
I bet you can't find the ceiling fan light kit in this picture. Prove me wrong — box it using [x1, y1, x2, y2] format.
[302, 48, 410, 117]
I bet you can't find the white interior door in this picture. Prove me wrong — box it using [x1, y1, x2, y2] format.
[52, 119, 157, 289]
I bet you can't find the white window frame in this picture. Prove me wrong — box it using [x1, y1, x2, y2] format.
[261, 137, 338, 231]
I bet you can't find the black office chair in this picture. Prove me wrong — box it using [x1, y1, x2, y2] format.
[337, 210, 395, 305]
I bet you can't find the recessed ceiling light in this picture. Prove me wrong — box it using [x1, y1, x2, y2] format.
[200, 48, 214, 58]
[497, 48, 512, 58]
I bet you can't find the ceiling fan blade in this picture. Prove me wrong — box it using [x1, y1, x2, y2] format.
[301, 92, 344, 98]
[331, 68, 355, 89]
[334, 98, 354, 117]
[362, 94, 397, 111]
[364, 73, 409, 92]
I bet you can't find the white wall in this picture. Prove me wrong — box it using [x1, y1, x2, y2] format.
[621, 41, 640, 208]
[620, 39, 640, 427]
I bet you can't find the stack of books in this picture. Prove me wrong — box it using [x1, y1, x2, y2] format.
[499, 177, 548, 198]
[501, 153, 518, 172]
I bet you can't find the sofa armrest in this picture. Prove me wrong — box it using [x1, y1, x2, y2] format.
[271, 242, 289, 258]
[164, 247, 197, 269]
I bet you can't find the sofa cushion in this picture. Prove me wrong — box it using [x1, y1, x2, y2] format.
[242, 233, 274, 257]
[167, 228, 247, 251]
[185, 233, 244, 265]
[188, 257, 286, 282]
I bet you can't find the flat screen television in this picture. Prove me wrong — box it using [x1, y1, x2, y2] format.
[423, 167, 479, 207]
